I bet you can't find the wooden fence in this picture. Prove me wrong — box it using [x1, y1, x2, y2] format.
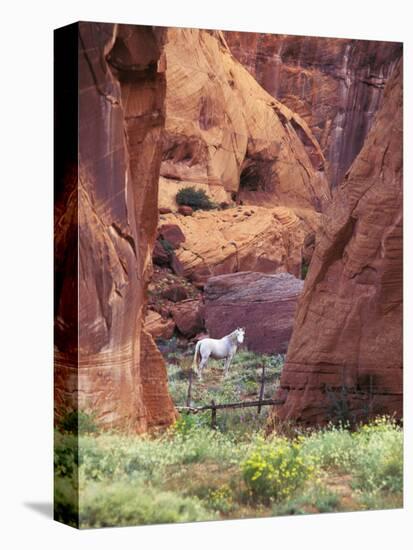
[176, 399, 285, 429]
[178, 366, 284, 429]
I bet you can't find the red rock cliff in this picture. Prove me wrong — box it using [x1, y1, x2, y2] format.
[270, 58, 403, 425]
[159, 28, 331, 217]
[225, 32, 401, 186]
[54, 22, 177, 432]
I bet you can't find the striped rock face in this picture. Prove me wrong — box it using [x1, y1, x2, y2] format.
[270, 59, 403, 426]
[224, 32, 402, 187]
[158, 28, 331, 214]
[55, 23, 176, 432]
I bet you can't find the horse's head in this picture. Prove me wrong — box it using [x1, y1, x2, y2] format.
[236, 327, 245, 344]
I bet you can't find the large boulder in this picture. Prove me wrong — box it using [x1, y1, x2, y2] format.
[152, 240, 170, 266]
[152, 237, 185, 276]
[271, 59, 403, 426]
[160, 206, 311, 285]
[171, 299, 204, 338]
[157, 224, 186, 249]
[144, 310, 175, 340]
[204, 272, 304, 354]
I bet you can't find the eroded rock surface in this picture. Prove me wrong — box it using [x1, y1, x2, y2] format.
[160, 206, 313, 285]
[144, 310, 176, 341]
[159, 28, 330, 213]
[271, 59, 403, 425]
[55, 23, 176, 432]
[171, 299, 205, 338]
[205, 272, 304, 354]
[225, 32, 401, 186]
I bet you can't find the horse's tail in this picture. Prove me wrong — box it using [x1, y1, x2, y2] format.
[192, 340, 201, 372]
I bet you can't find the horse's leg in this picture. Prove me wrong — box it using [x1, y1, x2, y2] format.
[223, 357, 229, 377]
[198, 353, 209, 381]
[223, 353, 234, 378]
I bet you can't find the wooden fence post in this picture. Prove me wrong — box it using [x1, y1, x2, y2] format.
[368, 374, 374, 415]
[210, 399, 217, 430]
[257, 365, 266, 414]
[176, 397, 287, 417]
[186, 368, 193, 407]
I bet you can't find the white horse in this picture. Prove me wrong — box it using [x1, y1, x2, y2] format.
[192, 328, 245, 381]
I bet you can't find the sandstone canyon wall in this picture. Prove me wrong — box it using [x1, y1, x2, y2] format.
[154, 28, 334, 290]
[55, 23, 403, 432]
[54, 22, 176, 432]
[225, 32, 401, 187]
[160, 28, 330, 218]
[271, 58, 403, 425]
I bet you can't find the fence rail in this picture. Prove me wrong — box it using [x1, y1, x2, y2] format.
[177, 399, 285, 413]
[177, 397, 285, 429]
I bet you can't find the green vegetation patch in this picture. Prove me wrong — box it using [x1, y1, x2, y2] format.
[176, 186, 216, 210]
[79, 481, 214, 528]
[54, 348, 403, 527]
[242, 436, 316, 503]
[54, 415, 403, 527]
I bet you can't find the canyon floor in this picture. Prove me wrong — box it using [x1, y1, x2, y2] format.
[54, 349, 403, 528]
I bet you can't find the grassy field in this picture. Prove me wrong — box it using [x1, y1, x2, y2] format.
[166, 348, 284, 433]
[54, 350, 403, 528]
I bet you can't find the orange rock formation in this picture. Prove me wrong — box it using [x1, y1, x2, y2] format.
[225, 32, 401, 186]
[159, 206, 310, 285]
[271, 58, 403, 425]
[54, 23, 177, 432]
[55, 23, 403, 433]
[159, 28, 330, 215]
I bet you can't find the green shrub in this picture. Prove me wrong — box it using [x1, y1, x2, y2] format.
[301, 260, 310, 280]
[54, 477, 79, 527]
[171, 413, 210, 436]
[54, 432, 80, 526]
[300, 416, 403, 495]
[351, 417, 403, 493]
[206, 484, 235, 513]
[78, 435, 168, 484]
[357, 490, 403, 511]
[159, 238, 174, 253]
[79, 481, 214, 528]
[300, 424, 355, 471]
[173, 428, 240, 465]
[307, 485, 340, 513]
[242, 437, 315, 503]
[54, 432, 78, 478]
[75, 428, 245, 486]
[176, 186, 215, 210]
[57, 409, 99, 435]
[272, 484, 340, 516]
